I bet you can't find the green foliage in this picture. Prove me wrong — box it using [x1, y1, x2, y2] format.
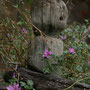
[20, 80, 35, 90]
[0, 15, 31, 66]
[42, 22, 90, 84]
[8, 76, 35, 90]
[0, 0, 90, 89]
[9, 78, 18, 85]
[13, 5, 18, 8]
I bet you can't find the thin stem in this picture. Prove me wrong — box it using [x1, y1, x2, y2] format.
[46, 60, 53, 72]
[46, 59, 61, 77]
[65, 76, 90, 90]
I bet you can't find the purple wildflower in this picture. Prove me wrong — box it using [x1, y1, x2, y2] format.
[13, 83, 21, 90]
[21, 27, 28, 34]
[43, 49, 52, 58]
[60, 36, 66, 40]
[69, 48, 76, 54]
[12, 73, 15, 78]
[7, 85, 13, 90]
[7, 83, 21, 90]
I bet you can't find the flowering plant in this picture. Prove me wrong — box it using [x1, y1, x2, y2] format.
[42, 22, 90, 84]
[7, 83, 21, 90]
[43, 49, 52, 58]
[0, 0, 90, 89]
[59, 22, 90, 84]
[69, 48, 76, 54]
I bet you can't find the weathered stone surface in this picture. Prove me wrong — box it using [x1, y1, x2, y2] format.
[28, 0, 67, 76]
[28, 36, 63, 73]
[31, 0, 68, 34]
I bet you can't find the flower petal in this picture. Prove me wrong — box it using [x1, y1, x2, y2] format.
[7, 85, 14, 90]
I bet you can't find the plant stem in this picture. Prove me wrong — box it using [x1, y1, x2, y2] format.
[65, 76, 90, 90]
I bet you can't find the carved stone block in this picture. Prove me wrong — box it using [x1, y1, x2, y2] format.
[28, 36, 63, 74]
[31, 0, 68, 34]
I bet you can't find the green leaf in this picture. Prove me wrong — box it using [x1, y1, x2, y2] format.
[27, 80, 34, 86]
[13, 5, 18, 8]
[84, 19, 89, 24]
[76, 65, 83, 72]
[33, 89, 36, 90]
[43, 67, 51, 74]
[87, 64, 90, 70]
[88, 35, 90, 38]
[81, 25, 86, 32]
[25, 85, 30, 89]
[63, 51, 69, 54]
[11, 55, 16, 60]
[17, 21, 23, 25]
[20, 82, 26, 87]
[9, 78, 18, 85]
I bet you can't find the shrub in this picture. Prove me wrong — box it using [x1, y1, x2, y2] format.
[42, 22, 90, 84]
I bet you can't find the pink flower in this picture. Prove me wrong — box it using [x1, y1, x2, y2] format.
[21, 28, 28, 34]
[43, 49, 52, 58]
[69, 48, 76, 54]
[60, 36, 66, 40]
[7, 83, 21, 90]
[7, 85, 13, 90]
